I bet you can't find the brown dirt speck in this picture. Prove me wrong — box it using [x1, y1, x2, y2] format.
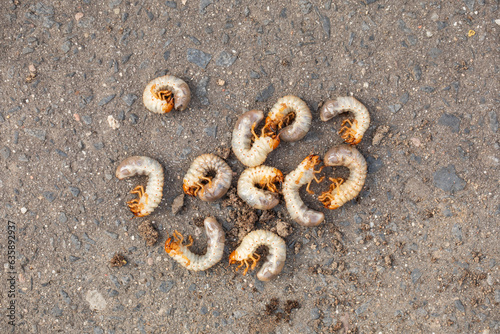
[222, 188, 258, 243]
[110, 253, 127, 267]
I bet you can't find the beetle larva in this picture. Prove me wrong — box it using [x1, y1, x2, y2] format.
[237, 165, 283, 210]
[143, 75, 191, 113]
[183, 154, 232, 202]
[318, 145, 367, 210]
[231, 110, 280, 167]
[164, 217, 225, 271]
[283, 155, 325, 227]
[229, 230, 286, 281]
[115, 156, 164, 217]
[319, 96, 370, 145]
[264, 95, 311, 142]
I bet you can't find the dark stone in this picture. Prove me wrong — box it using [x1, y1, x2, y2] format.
[98, 94, 116, 106]
[204, 125, 217, 138]
[108, 289, 119, 297]
[0, 146, 11, 159]
[250, 70, 260, 79]
[428, 48, 442, 59]
[489, 110, 498, 132]
[411, 269, 422, 284]
[187, 48, 212, 69]
[199, 0, 213, 14]
[165, 1, 177, 8]
[433, 165, 466, 193]
[43, 191, 56, 202]
[55, 149, 67, 158]
[255, 84, 274, 102]
[437, 21, 448, 30]
[420, 86, 435, 93]
[452, 224, 462, 241]
[69, 255, 80, 262]
[279, 8, 287, 18]
[215, 51, 237, 67]
[163, 50, 170, 61]
[82, 115, 92, 125]
[365, 0, 378, 3]
[136, 290, 146, 298]
[70, 234, 81, 249]
[200, 306, 208, 315]
[196, 77, 209, 105]
[413, 65, 422, 81]
[61, 41, 71, 53]
[463, 0, 475, 11]
[51, 305, 63, 317]
[400, 92, 410, 104]
[438, 113, 460, 133]
[299, 0, 312, 14]
[388, 104, 402, 113]
[93, 142, 104, 150]
[455, 299, 465, 312]
[59, 212, 68, 223]
[24, 128, 46, 140]
[122, 94, 138, 107]
[60, 289, 72, 304]
[188, 35, 201, 45]
[104, 231, 118, 239]
[93, 327, 104, 334]
[159, 281, 174, 293]
[366, 156, 383, 173]
[69, 187, 80, 197]
[129, 113, 139, 124]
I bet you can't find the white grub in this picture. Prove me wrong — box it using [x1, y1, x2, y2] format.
[283, 155, 325, 227]
[266, 95, 312, 142]
[229, 230, 286, 281]
[237, 165, 283, 210]
[164, 217, 225, 271]
[183, 154, 232, 202]
[319, 96, 370, 145]
[143, 75, 191, 114]
[319, 145, 367, 210]
[231, 110, 280, 167]
[115, 156, 164, 217]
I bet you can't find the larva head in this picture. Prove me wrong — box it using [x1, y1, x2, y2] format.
[164, 237, 180, 253]
[228, 250, 239, 265]
[182, 181, 198, 197]
[303, 154, 321, 170]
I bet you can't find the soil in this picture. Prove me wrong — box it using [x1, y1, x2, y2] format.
[1, 1, 498, 333]
[137, 220, 159, 246]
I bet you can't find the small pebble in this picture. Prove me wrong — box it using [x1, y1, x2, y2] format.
[187, 48, 212, 69]
[433, 165, 466, 193]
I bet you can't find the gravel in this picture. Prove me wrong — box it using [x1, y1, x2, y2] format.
[438, 113, 461, 133]
[255, 84, 275, 102]
[215, 51, 237, 67]
[187, 48, 212, 69]
[433, 165, 466, 193]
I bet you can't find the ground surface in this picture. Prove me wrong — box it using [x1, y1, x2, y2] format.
[1, 0, 499, 333]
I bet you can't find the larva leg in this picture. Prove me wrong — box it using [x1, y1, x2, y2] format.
[249, 253, 260, 270]
[251, 123, 259, 142]
[199, 176, 213, 187]
[235, 261, 245, 272]
[242, 259, 251, 275]
[185, 235, 194, 247]
[173, 230, 184, 243]
[130, 185, 145, 198]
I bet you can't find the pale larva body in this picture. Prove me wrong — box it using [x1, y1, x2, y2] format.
[164, 217, 225, 271]
[283, 155, 325, 227]
[182, 154, 232, 202]
[229, 230, 286, 281]
[115, 156, 164, 217]
[319, 145, 367, 210]
[266, 95, 312, 142]
[319, 96, 370, 145]
[231, 110, 280, 167]
[143, 75, 191, 114]
[237, 166, 283, 210]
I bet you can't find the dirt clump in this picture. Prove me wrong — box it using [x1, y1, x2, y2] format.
[138, 220, 159, 246]
[222, 188, 258, 244]
[110, 253, 127, 267]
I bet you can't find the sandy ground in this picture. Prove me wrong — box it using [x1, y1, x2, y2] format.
[1, 0, 499, 333]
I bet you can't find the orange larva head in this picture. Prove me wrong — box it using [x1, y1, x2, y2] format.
[270, 136, 280, 150]
[228, 250, 238, 264]
[164, 238, 173, 253]
[182, 182, 197, 196]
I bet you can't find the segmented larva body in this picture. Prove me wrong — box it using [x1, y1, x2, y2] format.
[164, 217, 225, 271]
[143, 75, 191, 113]
[229, 230, 286, 281]
[231, 110, 280, 167]
[237, 166, 283, 210]
[265, 95, 312, 142]
[318, 145, 367, 210]
[182, 154, 232, 202]
[115, 156, 164, 217]
[319, 96, 370, 145]
[283, 155, 325, 227]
